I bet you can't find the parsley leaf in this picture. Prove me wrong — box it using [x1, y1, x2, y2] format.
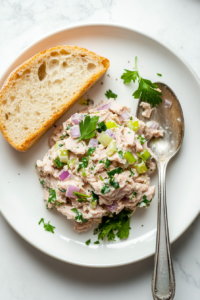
[130, 191, 138, 199]
[137, 195, 151, 207]
[54, 157, 65, 168]
[99, 158, 111, 169]
[38, 218, 44, 225]
[109, 177, 119, 189]
[71, 208, 88, 223]
[101, 185, 111, 194]
[48, 188, 56, 203]
[58, 188, 66, 193]
[137, 135, 146, 145]
[121, 69, 139, 83]
[157, 73, 162, 77]
[96, 121, 107, 133]
[107, 167, 124, 177]
[129, 169, 135, 177]
[118, 150, 124, 159]
[94, 210, 131, 241]
[87, 147, 96, 156]
[73, 191, 90, 202]
[94, 241, 100, 244]
[76, 115, 99, 142]
[60, 133, 69, 140]
[66, 124, 71, 130]
[38, 218, 55, 233]
[39, 179, 45, 186]
[85, 239, 91, 245]
[105, 89, 118, 100]
[78, 156, 89, 172]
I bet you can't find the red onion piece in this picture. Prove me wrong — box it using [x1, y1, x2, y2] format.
[106, 200, 118, 212]
[121, 112, 129, 120]
[105, 129, 116, 140]
[66, 185, 79, 198]
[164, 99, 172, 108]
[146, 121, 159, 130]
[70, 125, 81, 138]
[71, 113, 80, 125]
[122, 196, 130, 203]
[59, 170, 72, 181]
[97, 102, 112, 111]
[89, 138, 98, 147]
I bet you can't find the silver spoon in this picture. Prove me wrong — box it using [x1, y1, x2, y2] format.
[136, 82, 184, 300]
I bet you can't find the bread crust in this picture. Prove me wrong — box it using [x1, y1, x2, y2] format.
[0, 46, 110, 151]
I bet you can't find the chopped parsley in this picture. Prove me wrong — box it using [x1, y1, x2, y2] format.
[130, 116, 133, 120]
[54, 157, 65, 168]
[78, 156, 89, 172]
[105, 89, 118, 100]
[99, 158, 111, 169]
[59, 144, 63, 147]
[109, 177, 119, 189]
[157, 73, 162, 77]
[71, 208, 88, 223]
[60, 133, 69, 140]
[137, 195, 151, 207]
[39, 179, 44, 186]
[129, 169, 135, 177]
[91, 165, 96, 171]
[96, 121, 107, 133]
[130, 191, 138, 199]
[38, 218, 55, 233]
[121, 57, 162, 107]
[58, 188, 66, 193]
[48, 188, 56, 203]
[85, 239, 91, 245]
[107, 167, 124, 177]
[76, 115, 99, 142]
[66, 124, 71, 130]
[87, 147, 96, 156]
[73, 191, 90, 202]
[101, 185, 111, 194]
[94, 209, 131, 241]
[94, 241, 100, 244]
[137, 135, 146, 145]
[118, 150, 124, 159]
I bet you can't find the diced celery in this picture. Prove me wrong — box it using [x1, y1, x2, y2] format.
[54, 141, 60, 151]
[134, 162, 148, 174]
[106, 140, 117, 156]
[90, 199, 97, 209]
[58, 149, 69, 163]
[137, 149, 151, 161]
[124, 151, 136, 164]
[127, 120, 140, 131]
[106, 120, 118, 129]
[97, 132, 113, 147]
[82, 168, 87, 177]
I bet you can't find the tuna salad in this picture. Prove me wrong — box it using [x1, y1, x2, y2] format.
[36, 99, 163, 235]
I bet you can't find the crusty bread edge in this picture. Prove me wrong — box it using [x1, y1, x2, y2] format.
[0, 46, 110, 151]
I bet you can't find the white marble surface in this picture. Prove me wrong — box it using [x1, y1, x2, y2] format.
[0, 0, 200, 299]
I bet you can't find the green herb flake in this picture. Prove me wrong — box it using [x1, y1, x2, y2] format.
[99, 158, 111, 169]
[76, 115, 99, 142]
[137, 135, 146, 145]
[99, 175, 104, 181]
[157, 73, 162, 77]
[96, 121, 107, 133]
[58, 188, 66, 193]
[85, 239, 91, 246]
[54, 157, 65, 168]
[71, 208, 88, 223]
[109, 177, 120, 189]
[107, 167, 124, 177]
[118, 150, 124, 159]
[38, 218, 44, 225]
[59, 144, 63, 147]
[87, 147, 96, 156]
[66, 124, 71, 130]
[94, 241, 100, 244]
[129, 169, 135, 177]
[38, 218, 55, 234]
[60, 133, 69, 140]
[105, 89, 118, 100]
[101, 185, 110, 194]
[39, 179, 45, 186]
[130, 116, 133, 120]
[48, 188, 56, 203]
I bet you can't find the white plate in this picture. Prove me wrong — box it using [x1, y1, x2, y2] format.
[1, 24, 200, 267]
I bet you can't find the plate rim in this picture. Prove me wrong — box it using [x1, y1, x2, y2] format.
[1, 22, 200, 268]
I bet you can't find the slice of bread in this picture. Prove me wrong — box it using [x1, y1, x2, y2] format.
[0, 46, 110, 151]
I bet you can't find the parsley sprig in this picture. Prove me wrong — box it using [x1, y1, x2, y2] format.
[38, 218, 55, 233]
[121, 57, 162, 107]
[94, 210, 131, 241]
[76, 115, 99, 142]
[105, 89, 118, 100]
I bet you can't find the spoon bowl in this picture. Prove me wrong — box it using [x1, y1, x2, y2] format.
[136, 82, 184, 300]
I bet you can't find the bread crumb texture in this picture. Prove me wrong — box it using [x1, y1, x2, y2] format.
[0, 46, 109, 151]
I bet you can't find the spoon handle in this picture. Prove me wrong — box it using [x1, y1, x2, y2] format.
[152, 161, 175, 300]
